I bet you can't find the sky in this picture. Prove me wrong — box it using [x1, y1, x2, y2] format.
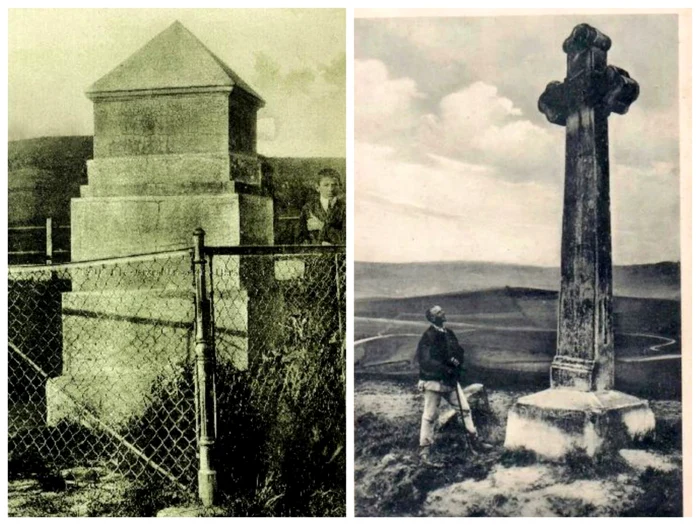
[8, 8, 346, 158]
[355, 13, 682, 265]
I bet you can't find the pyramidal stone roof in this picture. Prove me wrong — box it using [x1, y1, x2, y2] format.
[87, 21, 263, 103]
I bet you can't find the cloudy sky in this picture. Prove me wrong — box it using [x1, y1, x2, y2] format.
[355, 13, 681, 265]
[8, 8, 345, 157]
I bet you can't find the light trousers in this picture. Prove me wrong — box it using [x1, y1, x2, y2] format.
[419, 382, 483, 448]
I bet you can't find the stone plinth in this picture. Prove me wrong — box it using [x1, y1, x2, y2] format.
[504, 388, 655, 459]
[71, 193, 272, 261]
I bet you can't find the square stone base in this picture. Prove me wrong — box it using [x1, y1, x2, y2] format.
[47, 287, 248, 427]
[504, 388, 655, 459]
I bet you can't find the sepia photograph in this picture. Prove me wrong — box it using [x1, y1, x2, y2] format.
[354, 10, 689, 517]
[7, 8, 346, 517]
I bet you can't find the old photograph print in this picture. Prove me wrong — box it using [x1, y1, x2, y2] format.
[354, 11, 686, 517]
[8, 8, 346, 517]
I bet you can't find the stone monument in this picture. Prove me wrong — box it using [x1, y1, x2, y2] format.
[47, 21, 273, 425]
[504, 24, 655, 458]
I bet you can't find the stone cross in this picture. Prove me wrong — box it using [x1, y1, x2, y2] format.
[538, 23, 639, 392]
[504, 24, 653, 459]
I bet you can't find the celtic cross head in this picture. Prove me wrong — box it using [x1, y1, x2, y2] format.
[538, 24, 639, 126]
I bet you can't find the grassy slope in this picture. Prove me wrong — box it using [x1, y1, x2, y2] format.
[354, 379, 683, 517]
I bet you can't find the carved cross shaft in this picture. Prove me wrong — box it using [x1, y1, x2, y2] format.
[538, 24, 639, 392]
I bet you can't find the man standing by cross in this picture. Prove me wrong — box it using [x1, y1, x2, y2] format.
[417, 305, 492, 467]
[504, 23, 655, 458]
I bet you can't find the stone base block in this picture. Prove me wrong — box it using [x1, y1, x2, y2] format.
[71, 192, 273, 261]
[504, 388, 655, 459]
[72, 194, 242, 261]
[48, 287, 248, 427]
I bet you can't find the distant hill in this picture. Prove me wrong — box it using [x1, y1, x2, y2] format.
[355, 261, 680, 301]
[355, 286, 680, 339]
[9, 136, 93, 174]
[8, 136, 345, 247]
[354, 286, 681, 398]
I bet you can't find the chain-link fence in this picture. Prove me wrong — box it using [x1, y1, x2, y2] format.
[203, 243, 346, 515]
[8, 250, 198, 503]
[8, 240, 346, 516]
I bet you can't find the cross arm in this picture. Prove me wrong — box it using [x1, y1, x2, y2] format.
[538, 81, 568, 126]
[599, 65, 639, 116]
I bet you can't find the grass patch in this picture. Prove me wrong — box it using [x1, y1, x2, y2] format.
[561, 447, 630, 480]
[499, 447, 538, 468]
[622, 467, 683, 517]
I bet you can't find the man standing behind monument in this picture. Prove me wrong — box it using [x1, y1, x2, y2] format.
[297, 168, 345, 245]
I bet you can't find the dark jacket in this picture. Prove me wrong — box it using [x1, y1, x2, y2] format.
[416, 325, 464, 385]
[296, 197, 346, 245]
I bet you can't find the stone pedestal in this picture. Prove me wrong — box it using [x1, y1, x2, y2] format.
[47, 21, 272, 427]
[504, 388, 655, 459]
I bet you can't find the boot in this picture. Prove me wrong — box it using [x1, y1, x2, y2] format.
[419, 447, 444, 468]
[469, 432, 494, 453]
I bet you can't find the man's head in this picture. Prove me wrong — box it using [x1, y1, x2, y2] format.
[426, 305, 446, 327]
[316, 168, 341, 199]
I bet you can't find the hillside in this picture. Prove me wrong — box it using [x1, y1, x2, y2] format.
[355, 261, 680, 300]
[8, 136, 345, 246]
[355, 286, 680, 339]
[355, 286, 681, 399]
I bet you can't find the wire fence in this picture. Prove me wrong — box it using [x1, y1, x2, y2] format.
[8, 250, 197, 497]
[8, 240, 346, 516]
[203, 244, 346, 514]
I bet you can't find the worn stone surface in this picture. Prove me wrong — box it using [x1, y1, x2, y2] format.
[72, 195, 240, 260]
[504, 389, 655, 458]
[93, 93, 230, 158]
[85, 154, 231, 190]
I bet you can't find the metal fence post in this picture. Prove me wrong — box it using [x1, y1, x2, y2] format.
[193, 228, 217, 507]
[334, 252, 344, 351]
[45, 217, 53, 265]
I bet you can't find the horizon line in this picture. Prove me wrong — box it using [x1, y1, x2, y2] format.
[354, 259, 680, 267]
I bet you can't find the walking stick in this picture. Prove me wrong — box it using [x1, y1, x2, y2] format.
[454, 381, 478, 455]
